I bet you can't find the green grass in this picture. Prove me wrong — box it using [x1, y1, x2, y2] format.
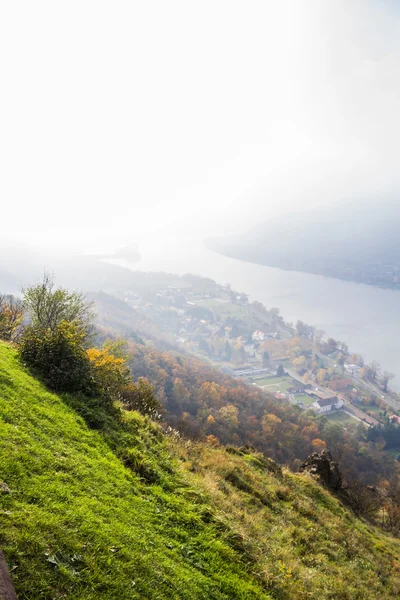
[196, 299, 259, 324]
[254, 376, 293, 391]
[295, 394, 315, 406]
[361, 404, 385, 419]
[181, 445, 400, 599]
[1, 341, 400, 599]
[325, 411, 358, 424]
[0, 342, 269, 600]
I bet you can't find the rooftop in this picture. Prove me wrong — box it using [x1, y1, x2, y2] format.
[305, 388, 337, 401]
[315, 397, 336, 408]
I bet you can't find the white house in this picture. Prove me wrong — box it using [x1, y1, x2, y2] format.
[252, 330, 265, 342]
[312, 397, 344, 415]
[344, 364, 361, 375]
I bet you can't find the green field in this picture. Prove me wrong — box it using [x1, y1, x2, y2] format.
[325, 411, 358, 425]
[254, 376, 293, 391]
[362, 404, 384, 415]
[196, 299, 262, 328]
[295, 394, 315, 406]
[197, 299, 250, 318]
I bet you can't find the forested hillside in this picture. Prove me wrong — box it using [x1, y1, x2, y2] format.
[120, 342, 396, 488]
[1, 341, 400, 599]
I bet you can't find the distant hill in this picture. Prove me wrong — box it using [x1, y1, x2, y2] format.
[0, 243, 142, 295]
[207, 200, 400, 287]
[1, 340, 400, 598]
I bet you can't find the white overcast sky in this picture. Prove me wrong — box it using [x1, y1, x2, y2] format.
[1, 0, 399, 252]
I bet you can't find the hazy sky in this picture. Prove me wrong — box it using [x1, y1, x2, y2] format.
[1, 1, 399, 252]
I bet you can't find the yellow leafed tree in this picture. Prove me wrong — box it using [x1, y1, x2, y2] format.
[87, 340, 131, 401]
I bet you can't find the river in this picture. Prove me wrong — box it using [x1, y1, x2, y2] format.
[116, 236, 400, 390]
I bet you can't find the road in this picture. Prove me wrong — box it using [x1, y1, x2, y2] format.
[314, 350, 400, 414]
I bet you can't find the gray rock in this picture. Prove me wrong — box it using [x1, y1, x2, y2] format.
[299, 449, 343, 491]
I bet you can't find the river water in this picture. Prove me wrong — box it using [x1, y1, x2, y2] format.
[119, 236, 400, 389]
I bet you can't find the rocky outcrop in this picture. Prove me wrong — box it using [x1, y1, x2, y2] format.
[299, 449, 343, 491]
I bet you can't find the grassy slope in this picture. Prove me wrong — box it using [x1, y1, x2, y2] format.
[0, 342, 400, 599]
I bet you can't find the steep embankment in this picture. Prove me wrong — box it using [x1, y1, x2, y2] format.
[0, 342, 399, 599]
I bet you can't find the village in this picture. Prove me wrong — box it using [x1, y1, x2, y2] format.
[119, 273, 400, 431]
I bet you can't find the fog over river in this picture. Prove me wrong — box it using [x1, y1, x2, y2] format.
[117, 236, 400, 391]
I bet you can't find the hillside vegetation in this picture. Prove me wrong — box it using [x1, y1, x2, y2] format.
[1, 341, 400, 599]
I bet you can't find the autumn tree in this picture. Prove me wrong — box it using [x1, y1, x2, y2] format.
[206, 414, 216, 427]
[312, 438, 327, 452]
[205, 434, 220, 446]
[198, 382, 226, 408]
[87, 340, 131, 402]
[261, 412, 282, 437]
[317, 368, 326, 385]
[219, 404, 239, 428]
[121, 378, 162, 418]
[0, 294, 23, 340]
[293, 355, 306, 370]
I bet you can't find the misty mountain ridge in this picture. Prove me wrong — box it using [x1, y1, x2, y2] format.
[0, 242, 141, 295]
[207, 200, 400, 287]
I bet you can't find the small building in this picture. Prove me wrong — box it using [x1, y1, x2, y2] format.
[389, 415, 400, 425]
[252, 330, 265, 342]
[305, 386, 344, 414]
[228, 366, 270, 378]
[305, 387, 337, 403]
[312, 397, 344, 414]
[266, 331, 280, 340]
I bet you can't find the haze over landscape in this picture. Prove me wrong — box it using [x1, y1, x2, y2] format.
[2, 2, 400, 598]
[1, 0, 400, 251]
